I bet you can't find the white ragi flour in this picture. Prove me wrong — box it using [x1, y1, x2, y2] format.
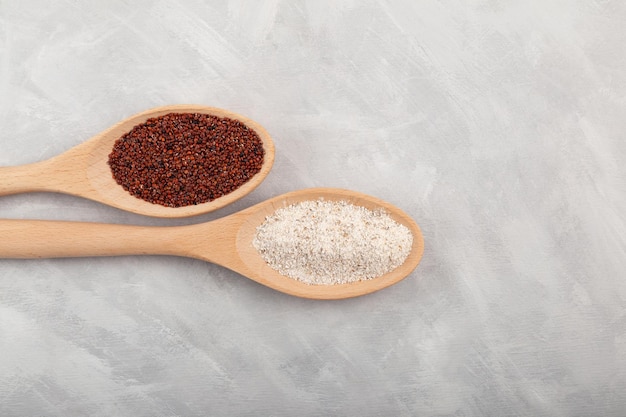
[252, 199, 413, 285]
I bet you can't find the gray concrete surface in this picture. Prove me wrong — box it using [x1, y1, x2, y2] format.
[1, 1, 625, 415]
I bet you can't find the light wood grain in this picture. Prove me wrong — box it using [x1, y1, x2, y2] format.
[0, 188, 424, 299]
[0, 105, 275, 217]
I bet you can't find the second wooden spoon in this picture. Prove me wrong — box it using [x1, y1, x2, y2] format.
[0, 188, 424, 299]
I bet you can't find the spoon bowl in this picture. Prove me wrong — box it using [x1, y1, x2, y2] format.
[0, 105, 275, 217]
[0, 188, 424, 299]
[231, 188, 424, 298]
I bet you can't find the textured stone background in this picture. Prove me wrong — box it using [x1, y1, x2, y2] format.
[1, 1, 625, 416]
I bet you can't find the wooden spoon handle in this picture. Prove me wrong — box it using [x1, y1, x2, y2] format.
[0, 163, 50, 195]
[0, 157, 85, 196]
[0, 219, 182, 259]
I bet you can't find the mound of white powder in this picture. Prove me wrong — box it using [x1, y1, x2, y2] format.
[252, 199, 413, 285]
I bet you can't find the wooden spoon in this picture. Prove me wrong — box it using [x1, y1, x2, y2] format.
[0, 188, 424, 299]
[0, 105, 275, 218]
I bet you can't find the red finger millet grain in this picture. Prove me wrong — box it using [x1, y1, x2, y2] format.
[107, 112, 264, 207]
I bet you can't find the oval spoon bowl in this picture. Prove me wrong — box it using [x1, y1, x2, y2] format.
[230, 188, 425, 299]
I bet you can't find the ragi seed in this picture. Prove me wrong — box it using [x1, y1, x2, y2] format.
[107, 112, 264, 207]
